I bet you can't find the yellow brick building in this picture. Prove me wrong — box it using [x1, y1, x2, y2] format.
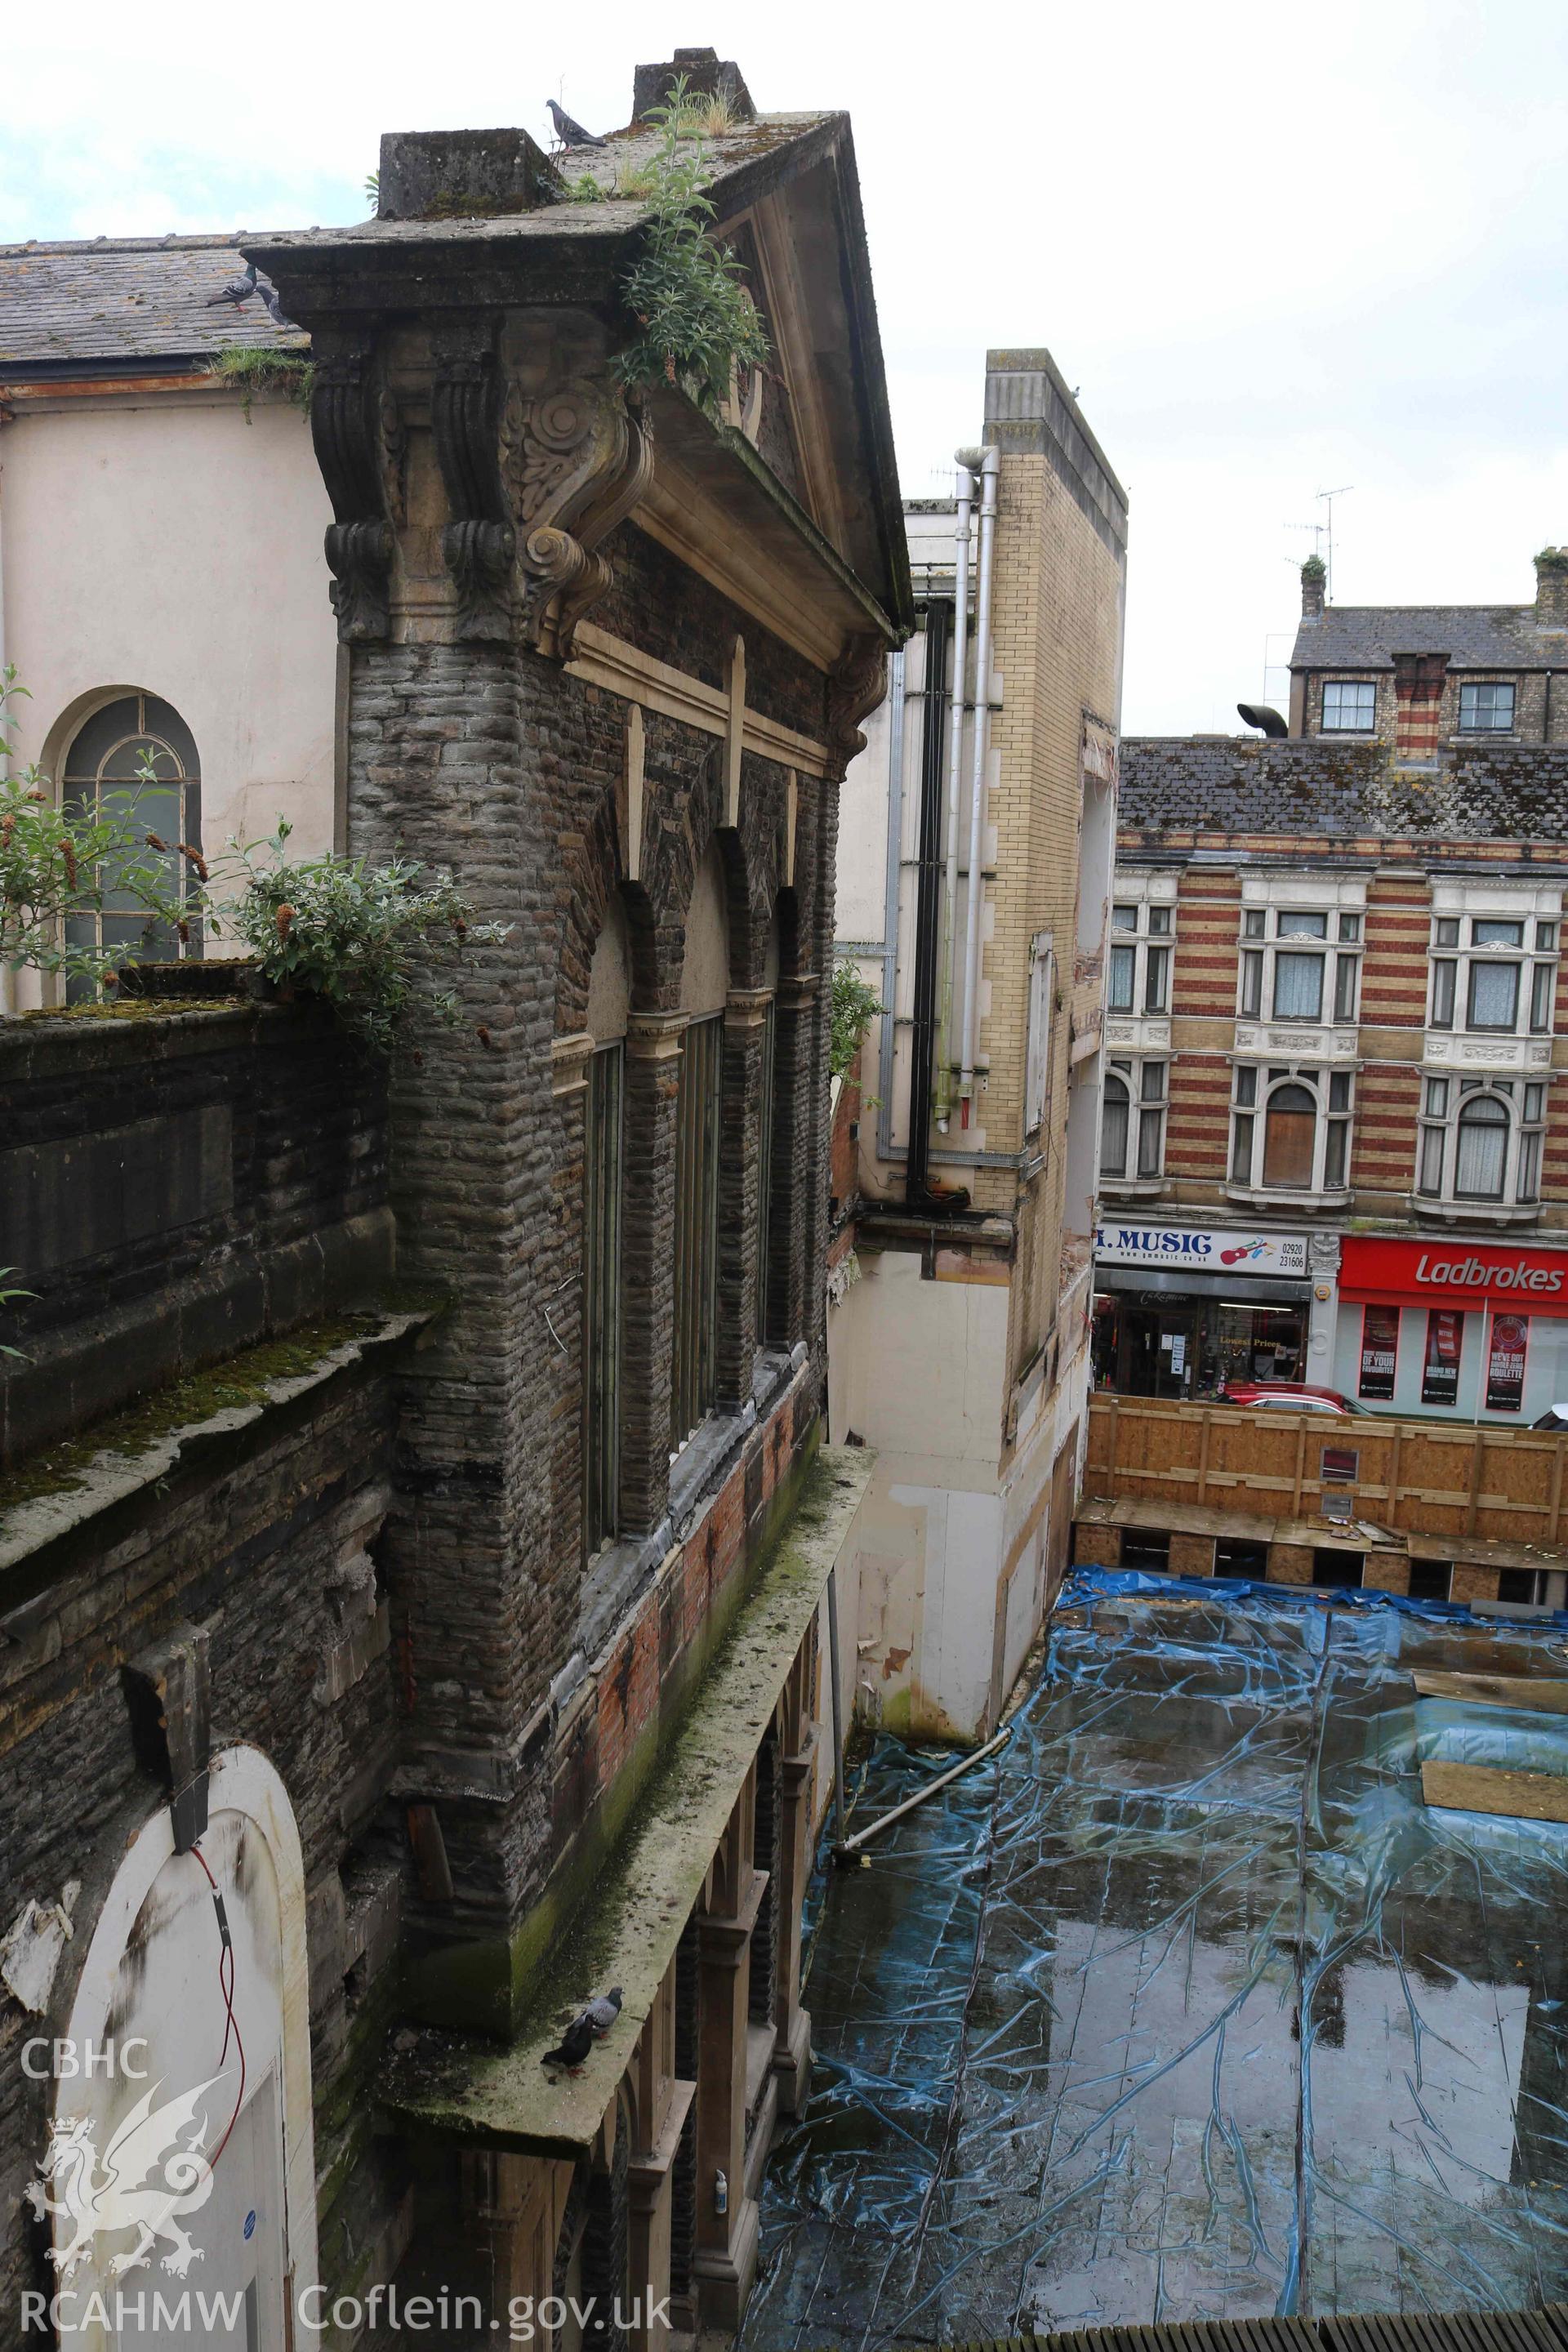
[828, 349, 1128, 1743]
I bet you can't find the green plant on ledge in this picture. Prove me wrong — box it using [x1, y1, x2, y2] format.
[610, 75, 768, 413]
[831, 960, 884, 1084]
[220, 820, 512, 1057]
[214, 345, 315, 425]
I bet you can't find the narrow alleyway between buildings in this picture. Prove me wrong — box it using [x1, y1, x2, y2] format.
[740, 1577, 1568, 2347]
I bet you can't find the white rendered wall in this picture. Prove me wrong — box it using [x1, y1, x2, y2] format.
[2, 393, 337, 901]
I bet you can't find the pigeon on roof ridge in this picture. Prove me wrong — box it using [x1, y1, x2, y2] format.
[547, 98, 606, 149]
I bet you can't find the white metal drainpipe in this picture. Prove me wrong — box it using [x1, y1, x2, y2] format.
[934, 457, 973, 1130]
[958, 445, 1000, 1122]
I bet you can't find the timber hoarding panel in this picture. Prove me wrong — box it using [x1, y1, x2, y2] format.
[1085, 1396, 1568, 1546]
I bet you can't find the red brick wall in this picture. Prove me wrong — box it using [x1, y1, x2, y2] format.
[1350, 1062, 1420, 1196]
[1164, 1052, 1233, 1180]
[1361, 876, 1432, 1029]
[1171, 871, 1241, 1017]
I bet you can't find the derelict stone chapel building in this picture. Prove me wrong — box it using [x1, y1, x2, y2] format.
[0, 51, 908, 2345]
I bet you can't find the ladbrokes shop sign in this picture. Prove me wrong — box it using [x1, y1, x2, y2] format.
[1339, 1236, 1568, 1312]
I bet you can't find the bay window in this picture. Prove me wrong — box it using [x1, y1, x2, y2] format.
[1101, 1058, 1166, 1185]
[1107, 900, 1172, 1015]
[1428, 911, 1557, 1040]
[1229, 1063, 1353, 1198]
[1416, 1076, 1545, 1214]
[1237, 906, 1361, 1028]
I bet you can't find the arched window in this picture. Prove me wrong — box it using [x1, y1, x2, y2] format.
[583, 902, 630, 1557]
[1262, 1083, 1317, 1188]
[757, 907, 781, 1340]
[1232, 1063, 1353, 1196]
[672, 846, 729, 1449]
[1101, 1070, 1130, 1178]
[60, 692, 202, 996]
[1455, 1092, 1509, 1200]
[47, 1751, 318, 2336]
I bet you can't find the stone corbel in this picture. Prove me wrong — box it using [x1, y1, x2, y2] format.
[500, 374, 653, 657]
[311, 342, 398, 642]
[432, 323, 517, 642]
[826, 633, 890, 772]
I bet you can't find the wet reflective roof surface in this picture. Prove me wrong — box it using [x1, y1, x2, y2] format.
[741, 1575, 1568, 2349]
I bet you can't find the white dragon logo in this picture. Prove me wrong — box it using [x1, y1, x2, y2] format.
[24, 2074, 229, 2279]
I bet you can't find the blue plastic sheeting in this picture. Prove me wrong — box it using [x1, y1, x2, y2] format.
[739, 1573, 1568, 2348]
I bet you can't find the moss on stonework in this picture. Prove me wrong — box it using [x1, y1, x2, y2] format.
[0, 1295, 440, 1522]
[399, 1421, 824, 2041]
[16, 996, 248, 1024]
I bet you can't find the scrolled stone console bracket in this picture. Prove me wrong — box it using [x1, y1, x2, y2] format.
[432, 322, 519, 644]
[499, 371, 653, 657]
[311, 338, 400, 644]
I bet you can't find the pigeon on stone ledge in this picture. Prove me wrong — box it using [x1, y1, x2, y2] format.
[540, 2012, 595, 2074]
[256, 278, 294, 330]
[585, 1986, 622, 2036]
[547, 99, 606, 149]
[206, 261, 258, 309]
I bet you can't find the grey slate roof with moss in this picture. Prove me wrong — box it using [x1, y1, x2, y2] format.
[0, 234, 310, 373]
[1290, 602, 1568, 673]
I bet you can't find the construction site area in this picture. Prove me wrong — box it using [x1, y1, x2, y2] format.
[737, 1573, 1568, 2348]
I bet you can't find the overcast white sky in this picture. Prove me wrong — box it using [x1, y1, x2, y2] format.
[10, 0, 1568, 733]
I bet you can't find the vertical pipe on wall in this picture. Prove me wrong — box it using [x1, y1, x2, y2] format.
[958, 448, 1000, 1119]
[875, 649, 906, 1162]
[905, 601, 951, 1206]
[935, 465, 973, 1129]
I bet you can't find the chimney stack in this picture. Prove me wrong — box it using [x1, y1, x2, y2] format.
[1535, 546, 1568, 631]
[633, 47, 755, 123]
[1300, 555, 1326, 622]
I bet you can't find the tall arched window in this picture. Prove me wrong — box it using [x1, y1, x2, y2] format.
[1262, 1082, 1317, 1188]
[672, 846, 729, 1449]
[1100, 1070, 1130, 1177]
[60, 692, 203, 996]
[583, 903, 630, 1557]
[1455, 1092, 1509, 1200]
[47, 1751, 318, 2338]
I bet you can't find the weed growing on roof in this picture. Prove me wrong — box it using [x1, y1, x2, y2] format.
[215, 345, 314, 425]
[610, 75, 768, 413]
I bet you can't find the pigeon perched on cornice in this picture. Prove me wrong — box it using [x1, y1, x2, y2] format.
[256, 278, 294, 330]
[585, 1986, 622, 2035]
[206, 260, 257, 309]
[547, 99, 606, 149]
[540, 2012, 595, 2074]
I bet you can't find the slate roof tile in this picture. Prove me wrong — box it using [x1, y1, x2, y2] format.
[0, 234, 309, 371]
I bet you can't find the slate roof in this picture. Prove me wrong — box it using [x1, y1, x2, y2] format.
[1290, 602, 1568, 672]
[0, 234, 310, 374]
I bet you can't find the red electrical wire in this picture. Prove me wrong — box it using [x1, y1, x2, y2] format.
[190, 1840, 247, 2169]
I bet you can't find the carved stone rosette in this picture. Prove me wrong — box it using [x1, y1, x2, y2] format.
[310, 346, 398, 642]
[825, 633, 891, 771]
[498, 376, 653, 655]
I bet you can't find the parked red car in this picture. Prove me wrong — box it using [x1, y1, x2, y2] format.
[1218, 1381, 1367, 1416]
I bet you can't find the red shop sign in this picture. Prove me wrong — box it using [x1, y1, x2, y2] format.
[1339, 1234, 1568, 1314]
